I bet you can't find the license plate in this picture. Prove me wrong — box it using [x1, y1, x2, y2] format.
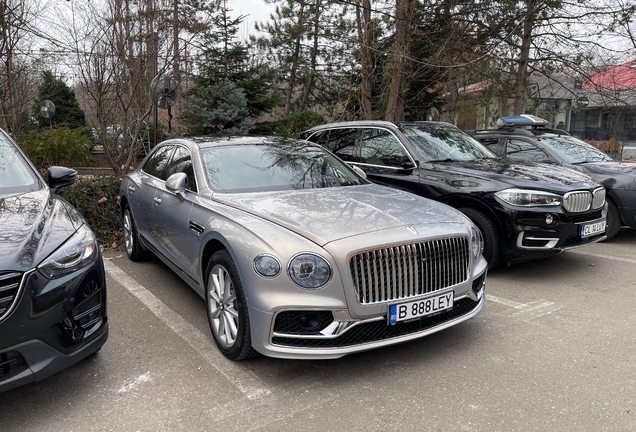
[389, 291, 454, 324]
[580, 219, 606, 238]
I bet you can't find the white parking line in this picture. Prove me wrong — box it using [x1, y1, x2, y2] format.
[488, 295, 562, 321]
[567, 250, 636, 264]
[103, 260, 272, 400]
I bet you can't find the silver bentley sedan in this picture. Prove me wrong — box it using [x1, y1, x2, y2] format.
[119, 136, 487, 360]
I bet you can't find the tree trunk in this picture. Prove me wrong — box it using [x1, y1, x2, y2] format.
[385, 0, 414, 122]
[513, 0, 535, 115]
[300, 0, 321, 111]
[356, 0, 373, 119]
[284, 0, 306, 117]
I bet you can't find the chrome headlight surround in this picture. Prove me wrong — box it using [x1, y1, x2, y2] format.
[471, 226, 484, 259]
[38, 224, 98, 279]
[495, 188, 562, 207]
[287, 253, 332, 289]
[253, 254, 282, 278]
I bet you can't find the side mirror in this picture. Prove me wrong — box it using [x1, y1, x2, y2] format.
[47, 166, 77, 193]
[166, 172, 188, 200]
[351, 165, 367, 179]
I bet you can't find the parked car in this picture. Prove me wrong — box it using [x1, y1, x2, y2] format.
[466, 115, 636, 240]
[0, 128, 108, 394]
[119, 136, 487, 360]
[300, 120, 607, 268]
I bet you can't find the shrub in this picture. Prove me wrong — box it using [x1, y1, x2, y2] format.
[252, 112, 326, 138]
[58, 176, 123, 248]
[18, 128, 92, 169]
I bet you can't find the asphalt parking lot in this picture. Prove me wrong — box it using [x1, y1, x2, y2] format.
[1, 229, 635, 432]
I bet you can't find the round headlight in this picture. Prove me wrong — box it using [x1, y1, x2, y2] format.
[253, 254, 281, 278]
[288, 253, 332, 289]
[471, 226, 484, 259]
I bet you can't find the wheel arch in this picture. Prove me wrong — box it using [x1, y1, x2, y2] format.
[438, 195, 504, 232]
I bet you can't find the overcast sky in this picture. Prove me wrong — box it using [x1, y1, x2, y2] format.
[228, 0, 276, 39]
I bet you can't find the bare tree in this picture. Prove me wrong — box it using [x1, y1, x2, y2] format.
[0, 0, 49, 134]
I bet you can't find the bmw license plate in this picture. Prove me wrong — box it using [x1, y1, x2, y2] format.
[580, 219, 606, 238]
[389, 291, 454, 324]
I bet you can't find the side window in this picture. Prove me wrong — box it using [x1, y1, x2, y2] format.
[505, 139, 549, 163]
[324, 128, 359, 162]
[165, 146, 197, 192]
[142, 145, 175, 180]
[475, 137, 501, 155]
[305, 131, 326, 145]
[360, 128, 410, 167]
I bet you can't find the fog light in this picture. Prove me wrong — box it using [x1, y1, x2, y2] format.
[545, 214, 558, 226]
[298, 312, 323, 331]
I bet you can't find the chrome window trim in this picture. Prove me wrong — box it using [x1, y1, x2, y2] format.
[312, 125, 418, 169]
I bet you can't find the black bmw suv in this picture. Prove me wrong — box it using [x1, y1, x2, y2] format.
[0, 128, 108, 393]
[300, 121, 607, 268]
[466, 116, 636, 241]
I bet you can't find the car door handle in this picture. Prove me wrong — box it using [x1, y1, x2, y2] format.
[153, 197, 161, 205]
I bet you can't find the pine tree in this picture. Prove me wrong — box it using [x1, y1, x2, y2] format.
[181, 0, 279, 134]
[33, 71, 86, 130]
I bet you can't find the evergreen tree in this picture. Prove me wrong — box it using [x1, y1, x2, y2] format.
[182, 81, 253, 135]
[33, 71, 86, 130]
[181, 0, 279, 134]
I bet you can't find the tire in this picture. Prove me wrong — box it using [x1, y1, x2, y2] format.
[458, 207, 501, 269]
[122, 204, 146, 262]
[603, 199, 621, 241]
[205, 250, 256, 361]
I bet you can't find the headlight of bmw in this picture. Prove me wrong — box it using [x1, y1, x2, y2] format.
[39, 224, 98, 279]
[495, 188, 561, 206]
[471, 226, 484, 259]
[288, 253, 331, 289]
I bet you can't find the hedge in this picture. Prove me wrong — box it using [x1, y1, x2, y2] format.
[58, 175, 123, 249]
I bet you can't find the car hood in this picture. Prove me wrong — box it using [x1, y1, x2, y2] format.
[430, 158, 600, 192]
[213, 184, 468, 245]
[0, 190, 81, 272]
[566, 162, 636, 190]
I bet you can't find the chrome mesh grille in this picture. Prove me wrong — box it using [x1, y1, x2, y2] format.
[592, 187, 605, 209]
[563, 191, 591, 213]
[0, 272, 23, 322]
[350, 237, 470, 305]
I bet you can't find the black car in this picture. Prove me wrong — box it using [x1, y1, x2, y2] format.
[300, 120, 607, 268]
[0, 129, 108, 393]
[467, 115, 636, 240]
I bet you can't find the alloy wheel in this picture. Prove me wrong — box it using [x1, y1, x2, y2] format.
[208, 264, 239, 347]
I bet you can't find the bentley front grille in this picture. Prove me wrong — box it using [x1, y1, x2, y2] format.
[350, 237, 470, 305]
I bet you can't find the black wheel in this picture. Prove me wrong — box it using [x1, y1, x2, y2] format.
[603, 199, 621, 241]
[122, 204, 146, 261]
[459, 207, 501, 269]
[205, 250, 256, 361]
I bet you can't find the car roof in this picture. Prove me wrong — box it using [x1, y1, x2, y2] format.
[304, 120, 453, 133]
[160, 135, 301, 149]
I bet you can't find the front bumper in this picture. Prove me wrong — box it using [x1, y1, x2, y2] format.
[247, 272, 486, 359]
[0, 254, 108, 393]
[496, 203, 608, 263]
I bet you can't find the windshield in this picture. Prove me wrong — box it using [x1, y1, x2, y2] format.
[400, 124, 497, 162]
[537, 136, 613, 164]
[201, 142, 366, 193]
[0, 130, 41, 195]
